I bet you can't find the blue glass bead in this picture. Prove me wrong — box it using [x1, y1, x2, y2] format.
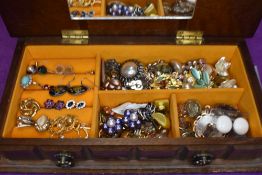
[136, 120, 142, 128]
[124, 109, 131, 117]
[117, 9, 122, 15]
[129, 121, 136, 129]
[124, 10, 130, 16]
[118, 4, 123, 9]
[21, 75, 32, 88]
[116, 124, 122, 132]
[123, 116, 129, 124]
[122, 6, 128, 11]
[116, 118, 122, 124]
[107, 127, 115, 135]
[103, 123, 108, 130]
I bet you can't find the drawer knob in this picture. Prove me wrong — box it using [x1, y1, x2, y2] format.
[192, 153, 213, 166]
[54, 152, 74, 168]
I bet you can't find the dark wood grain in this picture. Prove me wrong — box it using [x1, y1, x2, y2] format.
[0, 0, 261, 37]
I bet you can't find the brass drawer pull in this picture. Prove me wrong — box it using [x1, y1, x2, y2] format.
[192, 153, 214, 166]
[54, 152, 74, 168]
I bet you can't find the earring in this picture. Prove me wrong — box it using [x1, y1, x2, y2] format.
[54, 100, 66, 110]
[76, 101, 86, 109]
[21, 75, 35, 88]
[26, 62, 48, 75]
[55, 65, 65, 75]
[26, 61, 48, 75]
[20, 98, 40, 117]
[47, 85, 89, 96]
[66, 76, 90, 96]
[55, 65, 74, 75]
[66, 100, 76, 109]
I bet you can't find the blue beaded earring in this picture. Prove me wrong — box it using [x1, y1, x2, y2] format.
[102, 116, 123, 135]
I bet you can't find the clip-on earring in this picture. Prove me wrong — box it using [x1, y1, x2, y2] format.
[27, 61, 48, 75]
[21, 74, 40, 89]
[55, 65, 74, 75]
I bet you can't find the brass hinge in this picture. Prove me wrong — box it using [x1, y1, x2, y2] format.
[176, 31, 203, 45]
[61, 30, 89, 44]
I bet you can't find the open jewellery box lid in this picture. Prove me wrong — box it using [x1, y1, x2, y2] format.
[0, 0, 261, 37]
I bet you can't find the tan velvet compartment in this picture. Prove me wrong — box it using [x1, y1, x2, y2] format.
[2, 45, 261, 139]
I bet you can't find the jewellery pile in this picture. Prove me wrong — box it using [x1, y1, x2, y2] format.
[18, 98, 90, 138]
[18, 114, 90, 139]
[102, 57, 237, 90]
[107, 2, 158, 16]
[68, 0, 102, 18]
[99, 99, 170, 138]
[163, 0, 196, 16]
[17, 59, 94, 139]
[178, 100, 249, 138]
[68, 0, 101, 7]
[44, 99, 86, 110]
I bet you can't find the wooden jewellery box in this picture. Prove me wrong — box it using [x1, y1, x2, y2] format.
[0, 0, 262, 173]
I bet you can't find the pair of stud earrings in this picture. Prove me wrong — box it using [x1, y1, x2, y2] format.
[44, 99, 86, 110]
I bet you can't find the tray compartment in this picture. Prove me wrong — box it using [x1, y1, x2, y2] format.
[173, 89, 262, 137]
[2, 46, 101, 139]
[100, 45, 245, 91]
[93, 90, 176, 138]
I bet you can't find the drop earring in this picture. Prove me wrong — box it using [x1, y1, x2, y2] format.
[66, 77, 90, 96]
